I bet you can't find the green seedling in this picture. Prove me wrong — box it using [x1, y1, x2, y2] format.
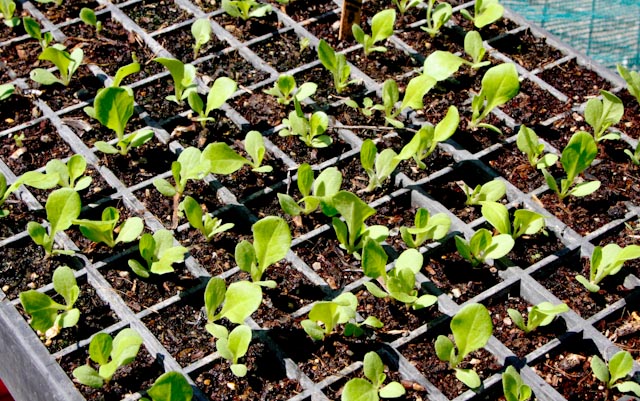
[1, 0, 19, 27]
[464, 31, 491, 69]
[481, 202, 546, 240]
[625, 142, 640, 166]
[34, 0, 63, 5]
[461, 178, 506, 206]
[318, 39, 357, 94]
[188, 76, 236, 128]
[235, 216, 291, 286]
[221, 0, 272, 20]
[204, 277, 263, 333]
[154, 57, 197, 105]
[191, 18, 211, 59]
[0, 172, 19, 217]
[584, 90, 623, 142]
[516, 125, 558, 169]
[331, 190, 389, 258]
[400, 207, 451, 249]
[0, 170, 60, 217]
[30, 45, 83, 86]
[392, 0, 421, 16]
[341, 351, 406, 401]
[395, 105, 459, 169]
[27, 188, 81, 256]
[617, 64, 640, 106]
[502, 366, 532, 401]
[19, 265, 80, 338]
[205, 131, 273, 174]
[73, 206, 143, 248]
[344, 96, 377, 119]
[277, 163, 342, 216]
[42, 154, 92, 191]
[89, 87, 154, 156]
[455, 227, 514, 268]
[352, 9, 396, 56]
[263, 74, 317, 106]
[216, 324, 252, 377]
[372, 79, 404, 128]
[72, 329, 143, 388]
[360, 139, 400, 192]
[576, 243, 640, 292]
[279, 97, 331, 147]
[13, 133, 24, 147]
[470, 63, 519, 133]
[128, 229, 188, 278]
[541, 131, 600, 201]
[435, 303, 493, 389]
[299, 37, 310, 53]
[23, 17, 53, 49]
[422, 0, 452, 37]
[181, 196, 234, 242]
[0, 83, 14, 100]
[507, 302, 568, 334]
[591, 351, 640, 397]
[142, 371, 193, 401]
[460, 0, 504, 28]
[79, 7, 102, 36]
[363, 241, 438, 310]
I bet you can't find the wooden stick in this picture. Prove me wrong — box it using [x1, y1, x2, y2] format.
[338, 0, 363, 40]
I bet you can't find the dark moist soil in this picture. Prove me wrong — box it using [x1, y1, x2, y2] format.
[216, 158, 288, 202]
[192, 341, 303, 401]
[293, 64, 368, 106]
[31, 0, 101, 25]
[538, 59, 611, 105]
[531, 338, 628, 401]
[213, 11, 282, 43]
[155, 24, 226, 63]
[483, 141, 547, 193]
[1, 119, 74, 175]
[34, 65, 104, 111]
[249, 30, 317, 72]
[506, 229, 565, 269]
[346, 45, 421, 84]
[97, 140, 174, 187]
[0, 38, 42, 79]
[195, 49, 271, 87]
[617, 91, 640, 139]
[175, 228, 242, 276]
[231, 91, 289, 132]
[334, 154, 398, 203]
[452, 12, 520, 41]
[489, 29, 565, 72]
[534, 254, 629, 319]
[268, 127, 354, 167]
[0, 92, 38, 128]
[162, 112, 244, 148]
[135, 78, 187, 122]
[277, 0, 337, 23]
[0, 194, 38, 239]
[60, 108, 147, 148]
[122, 0, 191, 33]
[59, 345, 164, 401]
[499, 79, 571, 125]
[396, 25, 465, 57]
[595, 305, 640, 362]
[365, 191, 423, 253]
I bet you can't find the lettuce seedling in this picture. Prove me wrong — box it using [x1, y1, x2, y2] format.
[470, 63, 520, 133]
[72, 328, 143, 388]
[204, 131, 273, 174]
[516, 125, 558, 169]
[0, 0, 19, 27]
[0, 172, 18, 217]
[19, 265, 80, 338]
[481, 202, 546, 240]
[392, 0, 420, 16]
[591, 351, 640, 397]
[461, 178, 506, 206]
[277, 163, 342, 216]
[363, 241, 438, 310]
[42, 154, 92, 191]
[28, 188, 81, 256]
[464, 31, 491, 69]
[128, 229, 188, 277]
[0, 169, 61, 217]
[331, 190, 389, 258]
[507, 302, 568, 334]
[625, 142, 640, 166]
[181, 195, 234, 242]
[422, 0, 453, 37]
[318, 39, 357, 94]
[341, 351, 406, 401]
[142, 371, 193, 401]
[279, 97, 332, 147]
[435, 303, 493, 388]
[400, 208, 451, 249]
[154, 57, 197, 105]
[221, 0, 272, 20]
[79, 7, 102, 36]
[584, 90, 623, 142]
[360, 139, 400, 192]
[263, 74, 317, 106]
[502, 366, 532, 401]
[352, 9, 396, 56]
[395, 105, 459, 169]
[191, 18, 211, 59]
[576, 243, 640, 292]
[30, 45, 83, 86]
[235, 216, 291, 287]
[204, 277, 263, 332]
[459, 0, 504, 28]
[23, 17, 53, 49]
[90, 87, 154, 155]
[188, 76, 237, 128]
[455, 228, 514, 268]
[541, 131, 600, 201]
[73, 206, 143, 248]
[0, 83, 14, 100]
[617, 64, 640, 106]
[216, 324, 252, 377]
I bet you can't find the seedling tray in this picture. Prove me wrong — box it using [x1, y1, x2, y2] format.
[1, 0, 639, 400]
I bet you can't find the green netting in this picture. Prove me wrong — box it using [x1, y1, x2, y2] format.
[502, 0, 640, 72]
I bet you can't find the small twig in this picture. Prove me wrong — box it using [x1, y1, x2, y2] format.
[333, 124, 418, 133]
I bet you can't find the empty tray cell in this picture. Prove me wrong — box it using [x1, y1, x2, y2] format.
[594, 299, 640, 363]
[122, 0, 191, 33]
[195, 49, 271, 87]
[232, 90, 289, 131]
[98, 139, 174, 187]
[213, 8, 282, 43]
[481, 141, 548, 193]
[489, 30, 564, 71]
[161, 112, 244, 148]
[32, 0, 101, 25]
[280, 0, 337, 23]
[250, 30, 317, 73]
[60, 107, 148, 149]
[154, 23, 227, 63]
[1, 38, 44, 79]
[346, 45, 421, 84]
[499, 79, 570, 125]
[538, 59, 611, 105]
[0, 91, 35, 128]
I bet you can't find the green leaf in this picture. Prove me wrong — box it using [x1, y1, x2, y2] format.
[590, 355, 610, 384]
[362, 238, 388, 279]
[219, 281, 262, 324]
[455, 368, 481, 388]
[206, 77, 237, 115]
[52, 265, 79, 308]
[252, 216, 291, 276]
[30, 68, 63, 86]
[341, 378, 377, 401]
[561, 131, 598, 184]
[371, 9, 395, 44]
[47, 188, 81, 235]
[204, 142, 248, 175]
[94, 87, 134, 138]
[608, 350, 633, 385]
[401, 74, 436, 111]
[434, 335, 454, 363]
[72, 365, 104, 388]
[615, 381, 640, 396]
[481, 201, 510, 235]
[363, 351, 384, 387]
[423, 50, 465, 81]
[379, 381, 406, 398]
[19, 290, 64, 333]
[147, 371, 193, 401]
[204, 277, 226, 322]
[94, 141, 119, 154]
[568, 180, 601, 198]
[116, 217, 144, 244]
[451, 303, 493, 360]
[89, 333, 112, 366]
